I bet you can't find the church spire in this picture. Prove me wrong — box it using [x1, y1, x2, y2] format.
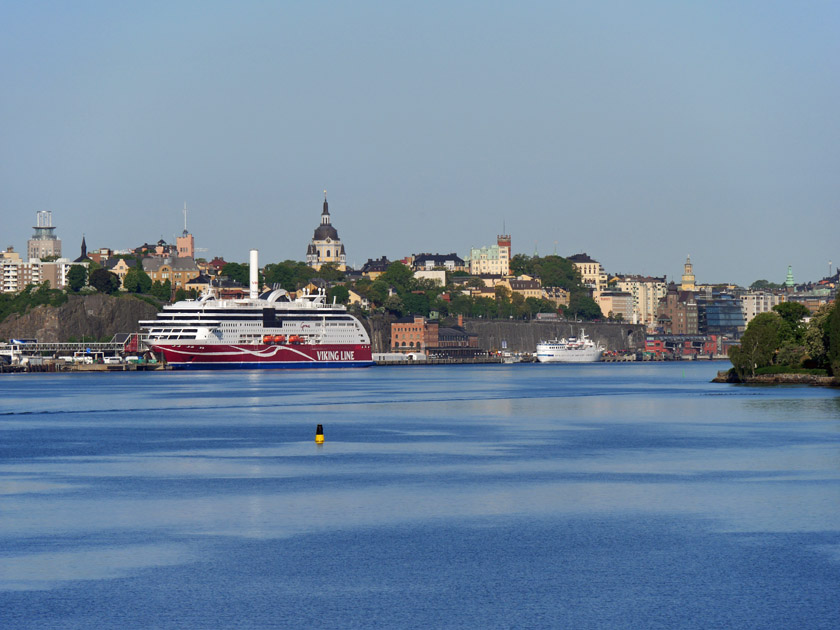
[785, 265, 795, 288]
[321, 190, 330, 225]
[80, 234, 87, 259]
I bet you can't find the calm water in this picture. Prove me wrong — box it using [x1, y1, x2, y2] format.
[1, 363, 839, 629]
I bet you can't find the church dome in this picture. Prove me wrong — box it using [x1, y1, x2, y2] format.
[313, 224, 339, 241]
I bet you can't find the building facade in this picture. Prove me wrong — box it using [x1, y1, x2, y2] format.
[391, 316, 439, 352]
[468, 234, 511, 276]
[306, 194, 346, 271]
[0, 256, 83, 293]
[613, 274, 668, 329]
[739, 291, 786, 325]
[27, 211, 62, 260]
[412, 252, 466, 272]
[360, 257, 391, 280]
[568, 253, 607, 298]
[696, 292, 745, 337]
[142, 256, 201, 290]
[105, 258, 138, 288]
[656, 285, 698, 335]
[597, 291, 634, 321]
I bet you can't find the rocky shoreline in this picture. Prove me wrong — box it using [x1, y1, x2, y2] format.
[713, 370, 838, 386]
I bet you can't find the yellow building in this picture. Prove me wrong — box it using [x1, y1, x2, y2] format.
[680, 256, 696, 291]
[568, 253, 607, 298]
[142, 256, 201, 290]
[105, 258, 137, 288]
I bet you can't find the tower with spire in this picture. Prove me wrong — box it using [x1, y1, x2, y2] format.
[680, 255, 696, 292]
[784, 265, 795, 290]
[73, 235, 90, 263]
[306, 192, 347, 271]
[176, 202, 195, 258]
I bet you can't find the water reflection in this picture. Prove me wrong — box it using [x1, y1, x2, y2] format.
[1, 363, 839, 629]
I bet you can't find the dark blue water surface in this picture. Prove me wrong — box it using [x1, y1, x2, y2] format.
[1, 363, 839, 629]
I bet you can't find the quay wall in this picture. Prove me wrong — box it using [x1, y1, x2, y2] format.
[462, 320, 646, 353]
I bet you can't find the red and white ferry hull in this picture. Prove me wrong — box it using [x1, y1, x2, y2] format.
[150, 343, 373, 370]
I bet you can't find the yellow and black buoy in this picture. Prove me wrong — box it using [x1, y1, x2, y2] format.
[315, 424, 324, 445]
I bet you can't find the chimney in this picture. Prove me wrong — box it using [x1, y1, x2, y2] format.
[458, 314, 463, 327]
[249, 249, 259, 299]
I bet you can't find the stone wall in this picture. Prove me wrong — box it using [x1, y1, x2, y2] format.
[462, 319, 646, 353]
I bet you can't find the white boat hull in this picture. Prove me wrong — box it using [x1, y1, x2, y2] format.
[536, 330, 603, 363]
[536, 347, 603, 363]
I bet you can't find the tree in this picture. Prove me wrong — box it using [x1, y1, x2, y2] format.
[383, 295, 405, 316]
[316, 263, 344, 282]
[123, 267, 153, 294]
[828, 302, 840, 376]
[803, 303, 834, 369]
[534, 256, 581, 289]
[263, 260, 314, 292]
[772, 302, 810, 343]
[403, 292, 430, 316]
[380, 262, 413, 292]
[150, 280, 172, 301]
[89, 268, 120, 294]
[729, 312, 783, 378]
[565, 294, 602, 321]
[66, 265, 87, 292]
[367, 280, 389, 306]
[509, 254, 534, 277]
[221, 262, 249, 286]
[174, 288, 187, 302]
[327, 285, 350, 305]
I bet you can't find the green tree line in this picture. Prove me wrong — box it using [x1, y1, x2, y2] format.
[2, 253, 606, 326]
[729, 301, 840, 378]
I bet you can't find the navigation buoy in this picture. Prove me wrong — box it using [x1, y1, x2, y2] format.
[315, 424, 324, 444]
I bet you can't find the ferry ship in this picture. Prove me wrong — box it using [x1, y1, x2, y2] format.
[535, 329, 603, 363]
[139, 250, 373, 369]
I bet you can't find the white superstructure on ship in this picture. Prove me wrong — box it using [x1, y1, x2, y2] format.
[138, 250, 372, 369]
[536, 329, 603, 363]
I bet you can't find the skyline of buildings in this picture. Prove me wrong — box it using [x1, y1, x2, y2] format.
[2, 205, 837, 335]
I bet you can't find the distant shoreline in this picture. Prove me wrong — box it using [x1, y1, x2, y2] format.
[712, 370, 838, 387]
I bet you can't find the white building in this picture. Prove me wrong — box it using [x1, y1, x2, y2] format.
[613, 274, 668, 329]
[467, 234, 511, 276]
[740, 291, 786, 325]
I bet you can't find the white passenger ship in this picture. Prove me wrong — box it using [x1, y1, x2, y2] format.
[139, 250, 373, 369]
[536, 329, 603, 363]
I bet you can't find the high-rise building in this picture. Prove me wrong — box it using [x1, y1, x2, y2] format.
[27, 211, 62, 260]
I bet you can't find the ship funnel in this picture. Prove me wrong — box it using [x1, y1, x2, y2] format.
[250, 249, 259, 299]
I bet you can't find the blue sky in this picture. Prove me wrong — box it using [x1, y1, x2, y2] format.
[1, 1, 838, 286]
